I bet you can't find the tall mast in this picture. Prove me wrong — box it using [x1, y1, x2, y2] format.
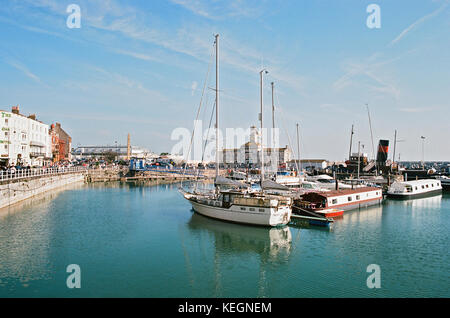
[271, 82, 275, 132]
[296, 123, 300, 171]
[271, 82, 276, 161]
[357, 141, 361, 179]
[392, 129, 397, 172]
[215, 34, 219, 179]
[259, 69, 268, 184]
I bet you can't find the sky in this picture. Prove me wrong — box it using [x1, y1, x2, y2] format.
[0, 0, 449, 161]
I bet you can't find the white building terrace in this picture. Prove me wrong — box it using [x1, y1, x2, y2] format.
[0, 106, 52, 166]
[220, 126, 292, 166]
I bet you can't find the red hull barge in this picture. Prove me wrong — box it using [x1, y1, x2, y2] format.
[293, 187, 383, 217]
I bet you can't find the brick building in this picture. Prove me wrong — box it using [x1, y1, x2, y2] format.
[50, 123, 72, 162]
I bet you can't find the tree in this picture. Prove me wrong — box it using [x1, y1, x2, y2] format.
[104, 151, 117, 163]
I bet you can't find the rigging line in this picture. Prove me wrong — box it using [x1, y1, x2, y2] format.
[194, 99, 216, 189]
[276, 105, 300, 176]
[181, 43, 215, 185]
[202, 100, 217, 163]
[200, 62, 214, 124]
[274, 92, 300, 176]
[274, 92, 312, 173]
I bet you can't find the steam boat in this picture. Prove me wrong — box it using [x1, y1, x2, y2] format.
[434, 176, 450, 191]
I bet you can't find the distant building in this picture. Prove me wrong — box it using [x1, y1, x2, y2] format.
[72, 145, 153, 160]
[0, 105, 51, 166]
[221, 126, 292, 166]
[288, 159, 328, 171]
[50, 122, 72, 162]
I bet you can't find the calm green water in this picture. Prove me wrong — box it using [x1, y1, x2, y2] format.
[0, 182, 449, 298]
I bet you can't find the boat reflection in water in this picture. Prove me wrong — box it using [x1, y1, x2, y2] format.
[335, 203, 384, 227]
[184, 213, 294, 297]
[396, 194, 442, 209]
[187, 213, 292, 261]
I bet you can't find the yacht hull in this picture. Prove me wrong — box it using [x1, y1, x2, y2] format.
[189, 200, 291, 227]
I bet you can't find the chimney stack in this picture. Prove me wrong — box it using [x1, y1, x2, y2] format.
[11, 105, 19, 114]
[127, 133, 131, 160]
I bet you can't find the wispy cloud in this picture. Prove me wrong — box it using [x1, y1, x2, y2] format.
[113, 49, 162, 63]
[398, 107, 436, 113]
[169, 0, 268, 20]
[5, 59, 44, 85]
[170, 0, 213, 19]
[3, 0, 306, 96]
[332, 57, 400, 100]
[389, 0, 449, 46]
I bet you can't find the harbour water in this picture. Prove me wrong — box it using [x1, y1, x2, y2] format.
[0, 182, 449, 298]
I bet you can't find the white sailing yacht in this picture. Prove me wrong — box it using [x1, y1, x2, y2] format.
[180, 35, 292, 227]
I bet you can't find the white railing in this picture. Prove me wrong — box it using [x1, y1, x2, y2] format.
[0, 166, 88, 182]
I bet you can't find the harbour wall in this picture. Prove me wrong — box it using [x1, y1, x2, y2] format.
[0, 167, 217, 209]
[0, 173, 85, 209]
[86, 167, 216, 183]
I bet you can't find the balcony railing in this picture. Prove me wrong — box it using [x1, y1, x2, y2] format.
[0, 166, 88, 181]
[30, 152, 45, 157]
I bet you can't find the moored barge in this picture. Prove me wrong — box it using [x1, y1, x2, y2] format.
[294, 187, 383, 215]
[387, 179, 442, 199]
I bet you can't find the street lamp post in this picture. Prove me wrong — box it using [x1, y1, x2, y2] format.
[420, 136, 426, 169]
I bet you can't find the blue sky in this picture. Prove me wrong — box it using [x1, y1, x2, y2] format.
[0, 0, 449, 161]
